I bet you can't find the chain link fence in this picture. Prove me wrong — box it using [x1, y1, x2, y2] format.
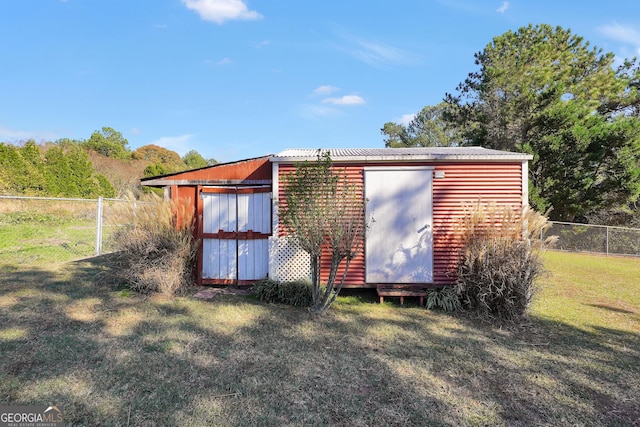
[2, 196, 639, 265]
[0, 195, 139, 265]
[545, 221, 640, 257]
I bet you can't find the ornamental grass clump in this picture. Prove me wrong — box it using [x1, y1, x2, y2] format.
[455, 203, 556, 321]
[107, 194, 197, 296]
[425, 287, 462, 312]
[252, 278, 312, 307]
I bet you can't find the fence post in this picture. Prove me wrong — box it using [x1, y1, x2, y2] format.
[95, 197, 103, 256]
[606, 226, 609, 257]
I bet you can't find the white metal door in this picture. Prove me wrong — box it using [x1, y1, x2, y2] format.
[365, 168, 433, 283]
[201, 189, 271, 282]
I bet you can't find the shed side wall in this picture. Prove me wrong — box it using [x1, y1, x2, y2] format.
[277, 161, 524, 287]
[431, 162, 524, 285]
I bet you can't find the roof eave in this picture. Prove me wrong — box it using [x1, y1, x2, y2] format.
[270, 154, 533, 163]
[140, 155, 274, 183]
[141, 179, 272, 188]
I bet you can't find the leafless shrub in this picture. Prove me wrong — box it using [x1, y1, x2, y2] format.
[455, 202, 556, 321]
[106, 194, 197, 296]
[279, 151, 368, 315]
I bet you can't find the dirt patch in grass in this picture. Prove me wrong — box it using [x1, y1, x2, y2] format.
[193, 287, 253, 301]
[0, 252, 638, 425]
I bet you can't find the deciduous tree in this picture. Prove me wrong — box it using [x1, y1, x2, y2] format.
[133, 144, 184, 172]
[279, 151, 368, 314]
[83, 127, 131, 160]
[381, 103, 461, 147]
[182, 150, 214, 169]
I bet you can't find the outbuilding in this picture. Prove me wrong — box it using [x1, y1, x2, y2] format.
[141, 147, 532, 297]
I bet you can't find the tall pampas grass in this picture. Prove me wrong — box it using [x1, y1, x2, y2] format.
[106, 193, 197, 296]
[456, 202, 556, 320]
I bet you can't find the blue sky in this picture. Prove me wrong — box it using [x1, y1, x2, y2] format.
[1, 0, 640, 163]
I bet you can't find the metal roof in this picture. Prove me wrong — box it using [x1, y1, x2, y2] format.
[270, 147, 532, 162]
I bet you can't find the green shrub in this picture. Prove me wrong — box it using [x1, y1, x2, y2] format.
[253, 279, 312, 307]
[106, 195, 197, 296]
[425, 287, 461, 312]
[455, 203, 556, 321]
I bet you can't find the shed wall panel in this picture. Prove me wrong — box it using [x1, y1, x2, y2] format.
[277, 161, 524, 287]
[431, 163, 523, 285]
[278, 163, 366, 286]
[171, 186, 197, 229]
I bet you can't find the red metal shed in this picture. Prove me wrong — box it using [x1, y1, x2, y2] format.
[141, 147, 532, 290]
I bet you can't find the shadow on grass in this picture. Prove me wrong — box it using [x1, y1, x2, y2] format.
[1, 258, 639, 426]
[587, 303, 637, 315]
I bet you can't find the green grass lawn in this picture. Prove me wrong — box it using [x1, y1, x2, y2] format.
[0, 251, 638, 426]
[0, 212, 98, 264]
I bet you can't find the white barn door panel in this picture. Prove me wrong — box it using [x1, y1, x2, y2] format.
[202, 192, 236, 234]
[201, 189, 271, 283]
[365, 168, 433, 283]
[202, 239, 236, 280]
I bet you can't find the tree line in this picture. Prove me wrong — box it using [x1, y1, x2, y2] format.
[0, 127, 217, 199]
[382, 24, 640, 224]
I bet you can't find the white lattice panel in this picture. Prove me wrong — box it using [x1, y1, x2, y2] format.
[269, 237, 311, 282]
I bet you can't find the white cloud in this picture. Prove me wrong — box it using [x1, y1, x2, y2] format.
[0, 125, 58, 142]
[182, 0, 262, 24]
[599, 22, 640, 55]
[322, 95, 365, 106]
[351, 39, 417, 68]
[312, 85, 339, 96]
[335, 30, 419, 68]
[496, 1, 509, 13]
[130, 128, 141, 135]
[149, 134, 194, 155]
[398, 113, 416, 126]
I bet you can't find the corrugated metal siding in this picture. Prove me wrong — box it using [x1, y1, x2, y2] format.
[278, 164, 366, 286]
[277, 161, 524, 288]
[431, 163, 523, 285]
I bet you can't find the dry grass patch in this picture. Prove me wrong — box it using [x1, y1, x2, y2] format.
[0, 252, 638, 425]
